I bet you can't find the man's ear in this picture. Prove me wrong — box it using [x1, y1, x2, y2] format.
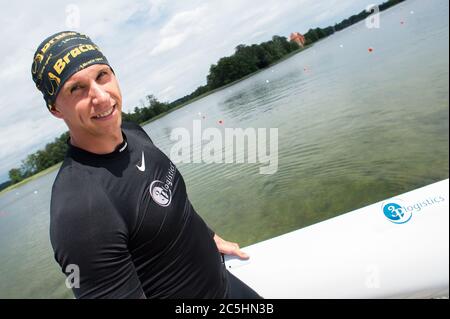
[49, 104, 64, 119]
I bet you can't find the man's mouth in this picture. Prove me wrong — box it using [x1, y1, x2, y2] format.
[92, 104, 116, 120]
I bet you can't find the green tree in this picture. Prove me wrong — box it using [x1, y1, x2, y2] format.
[8, 168, 23, 184]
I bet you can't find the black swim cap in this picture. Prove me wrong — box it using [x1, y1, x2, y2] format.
[31, 31, 111, 111]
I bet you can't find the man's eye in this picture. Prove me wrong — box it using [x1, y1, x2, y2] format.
[97, 71, 108, 80]
[70, 85, 80, 93]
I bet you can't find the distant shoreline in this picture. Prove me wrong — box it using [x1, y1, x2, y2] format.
[141, 45, 309, 126]
[0, 162, 62, 195]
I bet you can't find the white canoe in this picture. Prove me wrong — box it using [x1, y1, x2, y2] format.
[224, 179, 449, 298]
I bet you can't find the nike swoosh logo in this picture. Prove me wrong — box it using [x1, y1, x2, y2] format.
[136, 151, 146, 172]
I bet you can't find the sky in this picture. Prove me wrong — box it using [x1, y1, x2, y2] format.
[0, 0, 385, 183]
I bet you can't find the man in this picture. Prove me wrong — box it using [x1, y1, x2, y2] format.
[31, 31, 261, 299]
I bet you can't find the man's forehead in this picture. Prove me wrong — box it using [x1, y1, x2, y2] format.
[65, 64, 110, 84]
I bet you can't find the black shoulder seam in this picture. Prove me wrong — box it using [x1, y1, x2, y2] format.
[122, 121, 153, 144]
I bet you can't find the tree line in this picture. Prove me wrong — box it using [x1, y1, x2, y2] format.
[2, 0, 404, 191]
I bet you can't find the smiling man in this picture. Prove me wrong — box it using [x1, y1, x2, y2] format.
[31, 31, 261, 299]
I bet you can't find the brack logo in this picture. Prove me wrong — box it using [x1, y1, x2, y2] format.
[52, 44, 100, 75]
[33, 32, 78, 76]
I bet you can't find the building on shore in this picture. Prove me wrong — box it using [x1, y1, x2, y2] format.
[289, 32, 305, 47]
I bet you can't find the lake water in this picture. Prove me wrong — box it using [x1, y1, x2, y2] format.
[0, 0, 448, 298]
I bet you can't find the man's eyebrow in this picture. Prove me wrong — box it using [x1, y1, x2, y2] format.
[65, 80, 81, 91]
[98, 66, 111, 73]
[64, 67, 111, 90]
[95, 67, 111, 79]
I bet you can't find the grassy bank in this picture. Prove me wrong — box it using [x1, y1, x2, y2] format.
[0, 163, 62, 195]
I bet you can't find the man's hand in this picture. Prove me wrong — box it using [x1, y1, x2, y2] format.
[213, 234, 249, 260]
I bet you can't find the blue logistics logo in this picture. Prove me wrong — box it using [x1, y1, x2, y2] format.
[382, 200, 412, 224]
[382, 196, 445, 224]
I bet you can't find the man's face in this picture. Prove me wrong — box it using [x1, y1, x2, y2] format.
[51, 64, 122, 139]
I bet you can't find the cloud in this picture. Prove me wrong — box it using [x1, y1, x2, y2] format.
[150, 33, 187, 56]
[150, 5, 210, 56]
[159, 85, 175, 101]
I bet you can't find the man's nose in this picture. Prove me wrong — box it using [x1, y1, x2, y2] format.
[90, 82, 110, 105]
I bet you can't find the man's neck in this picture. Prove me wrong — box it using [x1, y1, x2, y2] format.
[69, 129, 123, 154]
